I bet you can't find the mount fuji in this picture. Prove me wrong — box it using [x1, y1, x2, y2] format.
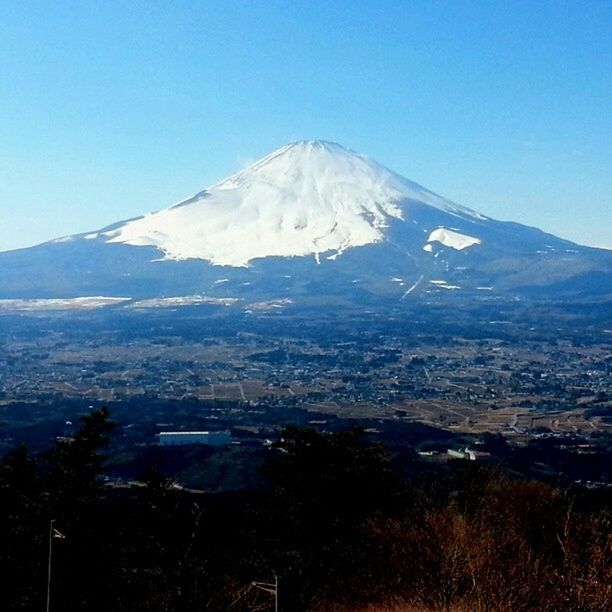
[1, 140, 610, 302]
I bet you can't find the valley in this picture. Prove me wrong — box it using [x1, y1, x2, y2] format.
[1, 294, 610, 488]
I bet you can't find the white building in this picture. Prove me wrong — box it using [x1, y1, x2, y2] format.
[157, 430, 231, 447]
[447, 447, 476, 461]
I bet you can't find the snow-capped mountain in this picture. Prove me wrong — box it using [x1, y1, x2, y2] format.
[103, 141, 484, 266]
[0, 140, 610, 301]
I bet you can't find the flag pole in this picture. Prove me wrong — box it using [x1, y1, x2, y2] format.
[46, 519, 55, 612]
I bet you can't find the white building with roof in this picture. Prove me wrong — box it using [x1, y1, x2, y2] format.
[157, 430, 231, 447]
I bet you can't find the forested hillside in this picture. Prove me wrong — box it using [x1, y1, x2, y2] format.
[1, 408, 610, 611]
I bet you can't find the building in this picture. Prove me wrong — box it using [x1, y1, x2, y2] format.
[447, 447, 476, 461]
[446, 447, 492, 461]
[157, 430, 231, 447]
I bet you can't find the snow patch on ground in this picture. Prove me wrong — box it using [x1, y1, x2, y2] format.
[245, 298, 293, 312]
[430, 280, 461, 290]
[0, 297, 130, 311]
[51, 236, 74, 244]
[129, 295, 239, 308]
[426, 227, 481, 250]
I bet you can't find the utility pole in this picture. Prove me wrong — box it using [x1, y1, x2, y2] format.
[274, 572, 278, 612]
[45, 519, 65, 612]
[45, 519, 55, 612]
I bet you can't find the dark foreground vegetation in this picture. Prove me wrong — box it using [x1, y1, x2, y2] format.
[1, 408, 610, 611]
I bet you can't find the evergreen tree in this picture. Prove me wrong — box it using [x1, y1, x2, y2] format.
[43, 406, 114, 518]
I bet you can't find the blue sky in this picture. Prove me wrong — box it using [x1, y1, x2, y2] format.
[1, 1, 610, 251]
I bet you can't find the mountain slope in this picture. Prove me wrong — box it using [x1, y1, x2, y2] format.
[0, 140, 610, 301]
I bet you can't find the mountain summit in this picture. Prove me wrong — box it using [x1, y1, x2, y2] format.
[0, 141, 610, 300]
[104, 140, 484, 266]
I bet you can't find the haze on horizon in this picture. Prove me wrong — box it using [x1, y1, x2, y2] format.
[1, 1, 610, 252]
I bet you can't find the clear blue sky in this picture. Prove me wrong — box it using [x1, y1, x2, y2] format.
[1, 0, 610, 251]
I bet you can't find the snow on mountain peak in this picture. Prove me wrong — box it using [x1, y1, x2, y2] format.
[106, 141, 487, 266]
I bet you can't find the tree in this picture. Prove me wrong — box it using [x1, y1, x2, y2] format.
[259, 427, 403, 608]
[0, 445, 45, 610]
[43, 406, 114, 520]
[266, 426, 401, 522]
[0, 444, 40, 521]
